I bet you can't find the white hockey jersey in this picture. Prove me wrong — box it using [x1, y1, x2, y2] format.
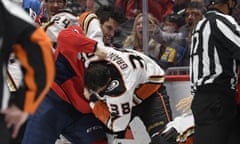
[88, 48, 165, 132]
[43, 10, 79, 43]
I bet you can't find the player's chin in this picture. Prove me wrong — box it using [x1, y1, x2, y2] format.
[103, 37, 111, 45]
[50, 10, 58, 17]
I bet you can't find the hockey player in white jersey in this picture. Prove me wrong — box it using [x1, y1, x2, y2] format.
[83, 48, 173, 144]
[79, 5, 126, 47]
[43, 9, 79, 50]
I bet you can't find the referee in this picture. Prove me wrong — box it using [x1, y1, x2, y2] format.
[0, 0, 55, 143]
[190, 0, 240, 144]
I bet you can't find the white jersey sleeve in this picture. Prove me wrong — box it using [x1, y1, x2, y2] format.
[86, 18, 104, 47]
[79, 12, 105, 47]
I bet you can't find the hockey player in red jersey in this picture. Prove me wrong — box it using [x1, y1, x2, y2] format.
[23, 25, 108, 144]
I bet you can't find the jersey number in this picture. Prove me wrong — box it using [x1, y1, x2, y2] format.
[129, 54, 145, 69]
[51, 16, 71, 28]
[110, 103, 130, 115]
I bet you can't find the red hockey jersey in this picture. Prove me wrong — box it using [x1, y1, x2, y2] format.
[52, 25, 97, 113]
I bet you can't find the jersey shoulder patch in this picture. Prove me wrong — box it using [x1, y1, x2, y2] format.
[79, 12, 97, 34]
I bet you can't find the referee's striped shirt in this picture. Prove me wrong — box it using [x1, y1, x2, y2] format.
[190, 9, 240, 93]
[0, 0, 55, 113]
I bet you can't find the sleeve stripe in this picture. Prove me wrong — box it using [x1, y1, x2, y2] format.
[14, 28, 55, 113]
[6, 70, 18, 91]
[79, 12, 97, 34]
[135, 83, 161, 100]
[14, 44, 37, 112]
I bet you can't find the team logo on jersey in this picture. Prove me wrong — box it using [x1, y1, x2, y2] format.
[106, 80, 119, 92]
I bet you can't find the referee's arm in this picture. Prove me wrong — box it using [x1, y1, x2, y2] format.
[215, 15, 240, 60]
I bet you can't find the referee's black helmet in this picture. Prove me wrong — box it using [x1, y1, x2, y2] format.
[205, 0, 236, 5]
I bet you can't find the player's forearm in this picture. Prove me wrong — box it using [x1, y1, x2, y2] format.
[87, 18, 105, 46]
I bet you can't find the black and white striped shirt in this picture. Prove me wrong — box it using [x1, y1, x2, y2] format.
[190, 9, 240, 93]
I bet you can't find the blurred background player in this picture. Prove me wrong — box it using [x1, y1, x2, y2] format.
[41, 0, 66, 25]
[43, 8, 79, 50]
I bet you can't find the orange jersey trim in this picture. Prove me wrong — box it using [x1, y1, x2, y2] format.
[14, 28, 55, 113]
[93, 101, 111, 124]
[79, 12, 97, 34]
[135, 83, 161, 100]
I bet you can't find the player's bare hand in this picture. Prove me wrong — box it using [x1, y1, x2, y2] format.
[95, 45, 108, 58]
[0, 105, 28, 138]
[176, 96, 193, 113]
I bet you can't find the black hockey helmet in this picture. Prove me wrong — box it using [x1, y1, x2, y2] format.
[205, 0, 238, 15]
[205, 0, 237, 6]
[205, 0, 227, 5]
